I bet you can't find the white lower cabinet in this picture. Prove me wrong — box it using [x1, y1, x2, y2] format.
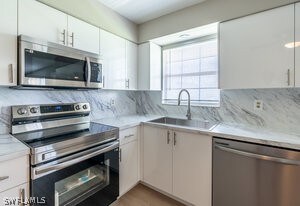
[143, 125, 212, 206]
[0, 155, 29, 206]
[143, 126, 173, 194]
[0, 183, 29, 206]
[173, 131, 212, 206]
[119, 127, 140, 196]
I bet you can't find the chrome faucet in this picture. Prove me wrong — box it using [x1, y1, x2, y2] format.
[178, 89, 192, 120]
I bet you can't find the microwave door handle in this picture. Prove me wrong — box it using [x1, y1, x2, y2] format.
[85, 57, 91, 87]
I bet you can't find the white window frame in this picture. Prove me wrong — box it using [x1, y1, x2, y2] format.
[161, 34, 220, 107]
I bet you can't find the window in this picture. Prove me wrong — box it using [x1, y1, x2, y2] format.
[162, 35, 220, 106]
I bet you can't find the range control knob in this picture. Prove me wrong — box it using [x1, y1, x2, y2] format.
[82, 104, 88, 110]
[30, 107, 39, 114]
[17, 108, 27, 115]
[75, 105, 81, 110]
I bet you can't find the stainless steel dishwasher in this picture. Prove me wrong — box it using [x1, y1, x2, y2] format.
[213, 137, 300, 206]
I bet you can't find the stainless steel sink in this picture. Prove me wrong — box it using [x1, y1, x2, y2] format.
[149, 117, 217, 131]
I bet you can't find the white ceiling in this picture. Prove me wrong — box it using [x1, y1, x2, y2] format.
[97, 0, 207, 24]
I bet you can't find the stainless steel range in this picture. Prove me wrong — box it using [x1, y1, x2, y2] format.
[11, 103, 119, 206]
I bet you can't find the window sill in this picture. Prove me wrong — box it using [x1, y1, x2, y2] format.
[162, 101, 220, 108]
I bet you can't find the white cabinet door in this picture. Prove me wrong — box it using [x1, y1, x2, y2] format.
[0, 0, 17, 86]
[138, 42, 161, 90]
[67, 16, 100, 54]
[173, 131, 212, 206]
[125, 41, 138, 90]
[220, 5, 295, 89]
[18, 0, 67, 45]
[143, 126, 172, 194]
[0, 183, 29, 206]
[295, 3, 300, 87]
[120, 140, 139, 196]
[100, 29, 126, 89]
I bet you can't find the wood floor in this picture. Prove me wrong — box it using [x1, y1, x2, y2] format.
[113, 184, 185, 206]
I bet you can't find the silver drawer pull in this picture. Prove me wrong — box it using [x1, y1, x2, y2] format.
[9, 64, 14, 83]
[287, 69, 291, 86]
[0, 176, 9, 181]
[124, 134, 134, 139]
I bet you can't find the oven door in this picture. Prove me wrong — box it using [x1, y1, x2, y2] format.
[19, 38, 103, 89]
[31, 141, 119, 206]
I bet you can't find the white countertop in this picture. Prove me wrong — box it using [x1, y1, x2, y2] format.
[0, 134, 30, 162]
[211, 123, 300, 150]
[93, 114, 300, 150]
[92, 114, 162, 130]
[2, 114, 299, 161]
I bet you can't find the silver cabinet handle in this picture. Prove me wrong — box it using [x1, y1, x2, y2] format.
[69, 32, 74, 47]
[287, 69, 291, 86]
[61, 29, 66, 45]
[20, 188, 25, 206]
[125, 79, 129, 89]
[167, 131, 171, 144]
[9, 64, 14, 83]
[173, 132, 177, 146]
[103, 76, 105, 88]
[215, 145, 300, 166]
[119, 148, 122, 162]
[124, 134, 134, 139]
[0, 176, 9, 181]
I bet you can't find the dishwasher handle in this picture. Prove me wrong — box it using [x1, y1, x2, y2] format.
[215, 145, 300, 166]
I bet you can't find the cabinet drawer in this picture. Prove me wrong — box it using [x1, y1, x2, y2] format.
[0, 182, 29, 206]
[120, 127, 138, 145]
[0, 156, 29, 193]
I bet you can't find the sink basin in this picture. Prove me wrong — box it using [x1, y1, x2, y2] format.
[149, 117, 217, 131]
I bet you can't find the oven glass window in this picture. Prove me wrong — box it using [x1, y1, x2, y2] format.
[25, 49, 86, 81]
[54, 161, 110, 206]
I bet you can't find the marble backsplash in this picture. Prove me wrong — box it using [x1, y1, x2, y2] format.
[0, 87, 299, 135]
[135, 88, 300, 135]
[0, 87, 137, 134]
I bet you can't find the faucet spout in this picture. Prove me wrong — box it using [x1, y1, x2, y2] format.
[178, 89, 192, 120]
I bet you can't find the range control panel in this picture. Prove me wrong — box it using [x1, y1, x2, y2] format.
[12, 103, 90, 119]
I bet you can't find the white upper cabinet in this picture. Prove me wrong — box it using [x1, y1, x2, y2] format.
[295, 3, 300, 87]
[220, 5, 295, 89]
[19, 0, 100, 54]
[173, 131, 212, 206]
[0, 0, 17, 86]
[126, 41, 138, 90]
[138, 42, 162, 90]
[67, 16, 100, 54]
[143, 125, 173, 194]
[100, 29, 126, 90]
[18, 0, 68, 45]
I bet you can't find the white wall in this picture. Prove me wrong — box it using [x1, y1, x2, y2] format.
[138, 0, 297, 43]
[38, 0, 138, 43]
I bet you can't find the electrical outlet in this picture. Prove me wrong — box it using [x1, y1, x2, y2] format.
[110, 98, 115, 106]
[254, 100, 263, 111]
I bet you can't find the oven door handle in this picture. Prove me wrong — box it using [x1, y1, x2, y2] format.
[85, 57, 91, 87]
[34, 141, 119, 178]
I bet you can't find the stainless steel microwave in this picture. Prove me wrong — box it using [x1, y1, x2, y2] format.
[18, 35, 103, 89]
